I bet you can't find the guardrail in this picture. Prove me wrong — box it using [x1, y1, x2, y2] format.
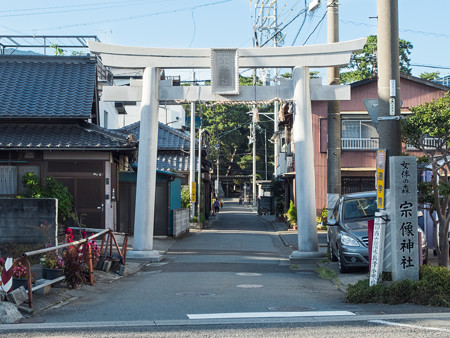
[7, 228, 127, 309]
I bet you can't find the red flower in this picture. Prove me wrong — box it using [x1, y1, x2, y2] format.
[65, 228, 73, 243]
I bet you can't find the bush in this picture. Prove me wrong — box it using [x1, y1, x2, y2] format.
[346, 265, 450, 307]
[41, 177, 73, 221]
[286, 200, 297, 225]
[18, 173, 73, 221]
[181, 186, 190, 209]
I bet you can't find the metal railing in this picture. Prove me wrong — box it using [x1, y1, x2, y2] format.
[7, 228, 127, 309]
[406, 137, 446, 150]
[341, 138, 379, 150]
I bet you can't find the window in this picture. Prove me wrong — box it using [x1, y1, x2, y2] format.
[342, 120, 379, 150]
[0, 165, 41, 195]
[0, 166, 17, 195]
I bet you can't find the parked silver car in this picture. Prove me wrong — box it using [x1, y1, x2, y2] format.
[327, 191, 427, 273]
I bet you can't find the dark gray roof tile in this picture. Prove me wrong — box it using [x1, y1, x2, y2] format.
[0, 55, 96, 119]
[117, 121, 196, 150]
[0, 122, 135, 150]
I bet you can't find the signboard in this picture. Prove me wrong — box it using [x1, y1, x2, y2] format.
[211, 48, 239, 95]
[376, 149, 386, 209]
[390, 156, 419, 281]
[369, 213, 386, 286]
[191, 182, 196, 203]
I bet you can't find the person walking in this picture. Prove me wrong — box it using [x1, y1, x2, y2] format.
[214, 199, 220, 214]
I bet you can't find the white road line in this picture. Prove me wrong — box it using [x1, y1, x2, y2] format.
[187, 311, 356, 319]
[370, 319, 450, 333]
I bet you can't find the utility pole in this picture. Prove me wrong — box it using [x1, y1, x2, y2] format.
[264, 128, 268, 180]
[189, 101, 196, 219]
[252, 110, 257, 206]
[326, 0, 341, 218]
[216, 146, 219, 198]
[197, 128, 203, 222]
[377, 0, 402, 188]
[274, 101, 279, 177]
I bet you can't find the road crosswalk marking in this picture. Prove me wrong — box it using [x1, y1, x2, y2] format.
[187, 311, 355, 319]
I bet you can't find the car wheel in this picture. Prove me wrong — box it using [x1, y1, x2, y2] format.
[337, 247, 348, 273]
[327, 241, 337, 262]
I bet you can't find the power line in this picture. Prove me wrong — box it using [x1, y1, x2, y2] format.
[291, 0, 307, 46]
[2, 0, 146, 13]
[411, 64, 450, 70]
[33, 0, 232, 32]
[303, 11, 326, 45]
[339, 19, 450, 40]
[0, 0, 155, 17]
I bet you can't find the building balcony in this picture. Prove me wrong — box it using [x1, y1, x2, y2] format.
[406, 138, 446, 150]
[341, 138, 379, 150]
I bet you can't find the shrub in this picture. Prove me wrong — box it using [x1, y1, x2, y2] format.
[346, 265, 450, 307]
[181, 186, 190, 209]
[287, 200, 297, 225]
[18, 173, 73, 221]
[63, 247, 84, 289]
[41, 177, 73, 221]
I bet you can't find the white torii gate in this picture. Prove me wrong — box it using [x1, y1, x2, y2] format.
[89, 38, 366, 260]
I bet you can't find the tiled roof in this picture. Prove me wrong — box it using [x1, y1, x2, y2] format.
[0, 55, 96, 119]
[0, 122, 136, 150]
[117, 121, 196, 150]
[157, 153, 192, 172]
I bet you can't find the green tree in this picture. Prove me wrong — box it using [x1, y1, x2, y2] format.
[401, 93, 450, 267]
[340, 35, 413, 84]
[201, 75, 274, 183]
[420, 72, 440, 81]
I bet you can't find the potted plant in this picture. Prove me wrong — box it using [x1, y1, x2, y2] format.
[40, 248, 65, 280]
[12, 261, 30, 290]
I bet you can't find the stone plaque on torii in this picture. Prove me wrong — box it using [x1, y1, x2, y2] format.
[89, 38, 366, 260]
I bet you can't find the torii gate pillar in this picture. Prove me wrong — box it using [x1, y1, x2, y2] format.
[128, 67, 162, 260]
[290, 67, 320, 259]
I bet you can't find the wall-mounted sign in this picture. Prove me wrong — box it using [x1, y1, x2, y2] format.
[211, 48, 239, 95]
[376, 149, 386, 209]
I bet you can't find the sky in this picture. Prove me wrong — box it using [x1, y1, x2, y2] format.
[1, 0, 449, 82]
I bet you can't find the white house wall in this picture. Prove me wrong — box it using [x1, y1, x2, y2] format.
[99, 99, 186, 130]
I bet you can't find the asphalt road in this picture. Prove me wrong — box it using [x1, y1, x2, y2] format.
[2, 199, 449, 336]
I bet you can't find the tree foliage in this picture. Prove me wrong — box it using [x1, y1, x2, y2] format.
[19, 173, 73, 221]
[420, 72, 440, 81]
[200, 75, 274, 184]
[401, 93, 450, 266]
[340, 35, 413, 84]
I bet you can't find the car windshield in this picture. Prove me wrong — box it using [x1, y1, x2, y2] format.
[343, 197, 377, 221]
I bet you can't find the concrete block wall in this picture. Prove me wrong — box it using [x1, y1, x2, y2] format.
[0, 198, 58, 246]
[172, 208, 189, 238]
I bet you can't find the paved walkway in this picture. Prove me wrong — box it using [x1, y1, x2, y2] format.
[15, 198, 446, 319]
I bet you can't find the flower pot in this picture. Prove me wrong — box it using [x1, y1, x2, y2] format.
[42, 267, 64, 280]
[96, 255, 106, 270]
[12, 278, 29, 290]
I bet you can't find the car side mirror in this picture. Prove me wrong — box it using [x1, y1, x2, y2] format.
[327, 218, 337, 226]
